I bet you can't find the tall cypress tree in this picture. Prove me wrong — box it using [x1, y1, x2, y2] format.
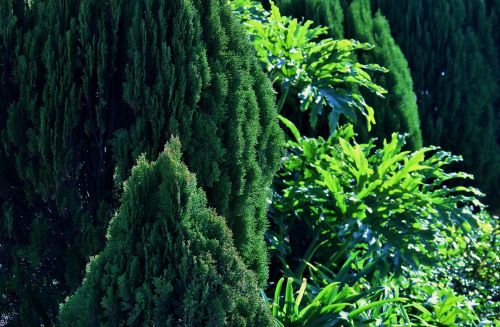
[484, 0, 500, 214]
[0, 0, 282, 324]
[342, 0, 422, 149]
[374, 0, 500, 208]
[278, 0, 423, 150]
[58, 139, 273, 326]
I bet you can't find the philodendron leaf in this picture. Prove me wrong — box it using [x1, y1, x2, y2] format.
[308, 97, 323, 129]
[232, 0, 386, 133]
[328, 110, 341, 134]
[320, 88, 357, 122]
[278, 115, 301, 142]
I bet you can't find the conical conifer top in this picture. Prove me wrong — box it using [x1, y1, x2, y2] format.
[58, 138, 273, 326]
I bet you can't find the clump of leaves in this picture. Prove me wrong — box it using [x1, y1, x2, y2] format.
[409, 278, 478, 326]
[267, 276, 406, 326]
[231, 0, 387, 132]
[440, 213, 500, 322]
[268, 265, 481, 326]
[268, 120, 484, 280]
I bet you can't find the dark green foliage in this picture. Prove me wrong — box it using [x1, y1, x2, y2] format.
[485, 0, 500, 214]
[58, 139, 273, 326]
[444, 213, 500, 320]
[278, 0, 344, 39]
[278, 0, 423, 150]
[373, 0, 500, 209]
[0, 0, 282, 324]
[342, 0, 422, 150]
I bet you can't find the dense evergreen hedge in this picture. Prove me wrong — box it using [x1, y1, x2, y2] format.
[0, 0, 282, 324]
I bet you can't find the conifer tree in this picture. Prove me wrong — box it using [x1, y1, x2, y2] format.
[342, 0, 422, 149]
[373, 0, 500, 208]
[484, 0, 500, 213]
[58, 139, 273, 327]
[278, 0, 422, 150]
[0, 0, 282, 324]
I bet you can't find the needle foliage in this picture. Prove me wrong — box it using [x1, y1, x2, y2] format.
[58, 139, 273, 326]
[0, 0, 282, 324]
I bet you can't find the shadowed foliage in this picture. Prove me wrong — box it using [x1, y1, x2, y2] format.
[373, 0, 500, 209]
[0, 0, 282, 324]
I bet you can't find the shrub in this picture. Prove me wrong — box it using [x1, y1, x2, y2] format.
[266, 120, 487, 325]
[0, 0, 282, 323]
[268, 276, 406, 326]
[269, 122, 483, 279]
[232, 0, 387, 134]
[442, 213, 500, 322]
[58, 139, 273, 326]
[278, 0, 423, 150]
